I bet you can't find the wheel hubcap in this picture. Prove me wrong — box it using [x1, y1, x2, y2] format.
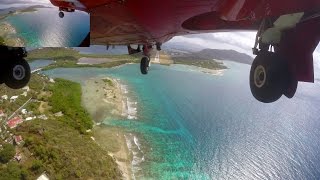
[254, 65, 266, 88]
[12, 65, 26, 81]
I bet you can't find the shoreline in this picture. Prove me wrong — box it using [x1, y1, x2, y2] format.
[81, 77, 137, 180]
[36, 60, 227, 179]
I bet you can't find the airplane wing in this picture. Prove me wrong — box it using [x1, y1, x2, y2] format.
[50, 0, 320, 45]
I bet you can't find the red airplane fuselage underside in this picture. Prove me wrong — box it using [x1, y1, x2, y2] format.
[50, 0, 320, 45]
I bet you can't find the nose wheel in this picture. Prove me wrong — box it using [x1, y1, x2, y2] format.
[59, 11, 65, 18]
[249, 52, 297, 103]
[140, 56, 150, 75]
[4, 58, 31, 89]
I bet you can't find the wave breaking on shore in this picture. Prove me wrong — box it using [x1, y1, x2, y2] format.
[125, 133, 145, 180]
[119, 82, 138, 120]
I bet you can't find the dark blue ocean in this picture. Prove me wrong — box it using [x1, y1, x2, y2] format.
[4, 8, 89, 47]
[42, 62, 320, 179]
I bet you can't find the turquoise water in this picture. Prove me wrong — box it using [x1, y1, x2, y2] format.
[42, 62, 320, 179]
[4, 8, 89, 47]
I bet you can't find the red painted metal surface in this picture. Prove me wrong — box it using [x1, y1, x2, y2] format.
[49, 0, 320, 45]
[279, 17, 320, 82]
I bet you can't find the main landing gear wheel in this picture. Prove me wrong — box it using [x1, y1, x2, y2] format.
[283, 72, 298, 99]
[59, 11, 65, 18]
[250, 52, 296, 103]
[140, 56, 150, 75]
[4, 58, 31, 89]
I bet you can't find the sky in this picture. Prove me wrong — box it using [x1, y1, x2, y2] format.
[168, 32, 256, 56]
[0, 0, 52, 9]
[0, 0, 51, 5]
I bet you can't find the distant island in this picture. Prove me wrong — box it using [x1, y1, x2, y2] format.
[0, 5, 48, 19]
[165, 48, 254, 65]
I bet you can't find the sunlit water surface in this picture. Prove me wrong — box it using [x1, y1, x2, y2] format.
[4, 8, 89, 47]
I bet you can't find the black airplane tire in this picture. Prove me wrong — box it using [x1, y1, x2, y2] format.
[5, 58, 31, 89]
[59, 11, 65, 18]
[283, 75, 298, 99]
[140, 56, 149, 75]
[250, 52, 288, 103]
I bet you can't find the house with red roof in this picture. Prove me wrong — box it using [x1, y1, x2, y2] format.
[7, 117, 23, 129]
[14, 135, 23, 145]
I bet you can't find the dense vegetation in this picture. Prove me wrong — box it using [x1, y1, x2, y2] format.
[0, 145, 26, 180]
[0, 37, 5, 46]
[0, 162, 28, 180]
[14, 119, 121, 179]
[47, 79, 93, 134]
[0, 145, 27, 180]
[0, 144, 15, 163]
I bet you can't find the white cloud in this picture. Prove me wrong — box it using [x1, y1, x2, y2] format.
[313, 46, 320, 69]
[0, 0, 50, 4]
[0, 0, 52, 9]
